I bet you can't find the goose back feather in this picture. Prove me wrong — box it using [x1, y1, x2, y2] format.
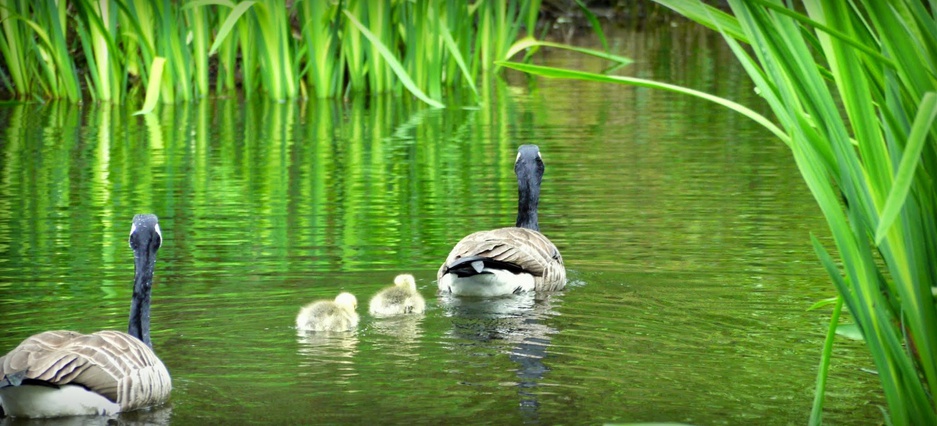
[437, 227, 566, 293]
[0, 330, 171, 414]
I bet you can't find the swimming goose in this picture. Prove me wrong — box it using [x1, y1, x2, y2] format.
[437, 144, 566, 296]
[369, 274, 426, 316]
[296, 292, 359, 332]
[0, 214, 172, 418]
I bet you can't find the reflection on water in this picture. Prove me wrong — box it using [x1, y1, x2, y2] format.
[0, 24, 884, 424]
[296, 330, 360, 388]
[370, 315, 425, 347]
[439, 292, 561, 424]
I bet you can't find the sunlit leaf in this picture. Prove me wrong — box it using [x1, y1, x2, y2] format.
[504, 37, 632, 66]
[875, 92, 937, 243]
[836, 323, 866, 341]
[807, 297, 840, 311]
[134, 56, 166, 115]
[207, 1, 257, 56]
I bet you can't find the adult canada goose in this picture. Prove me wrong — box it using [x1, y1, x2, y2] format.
[369, 274, 426, 316]
[0, 214, 172, 418]
[296, 292, 359, 332]
[437, 144, 566, 296]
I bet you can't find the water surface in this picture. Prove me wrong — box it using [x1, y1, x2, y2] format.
[0, 24, 882, 425]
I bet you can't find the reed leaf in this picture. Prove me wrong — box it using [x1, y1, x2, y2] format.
[573, 0, 607, 52]
[36, 0, 79, 101]
[504, 37, 633, 67]
[342, 0, 367, 94]
[201, 0, 254, 56]
[495, 61, 787, 143]
[187, 5, 211, 96]
[343, 10, 444, 108]
[0, 0, 30, 98]
[77, 0, 121, 101]
[875, 92, 937, 243]
[298, 0, 340, 98]
[440, 20, 477, 98]
[365, 0, 393, 94]
[134, 56, 166, 115]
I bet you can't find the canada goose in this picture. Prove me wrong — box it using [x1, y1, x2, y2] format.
[438, 144, 566, 296]
[369, 274, 426, 316]
[0, 214, 172, 418]
[296, 292, 359, 332]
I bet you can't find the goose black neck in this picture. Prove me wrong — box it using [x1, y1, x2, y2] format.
[515, 183, 540, 231]
[514, 152, 543, 231]
[128, 246, 157, 348]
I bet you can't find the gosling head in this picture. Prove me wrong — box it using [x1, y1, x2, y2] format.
[335, 292, 358, 311]
[394, 274, 417, 291]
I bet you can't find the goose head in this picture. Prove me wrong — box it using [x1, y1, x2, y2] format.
[514, 144, 544, 231]
[335, 292, 358, 312]
[393, 274, 417, 291]
[128, 214, 162, 348]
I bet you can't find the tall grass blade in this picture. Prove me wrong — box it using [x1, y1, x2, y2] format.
[808, 234, 850, 426]
[875, 92, 937, 243]
[0, 0, 30, 99]
[504, 37, 633, 66]
[202, 0, 254, 56]
[187, 4, 211, 96]
[573, 0, 607, 52]
[365, 0, 393, 94]
[440, 20, 477, 98]
[496, 61, 786, 143]
[299, 0, 340, 98]
[342, 0, 367, 94]
[134, 56, 166, 115]
[653, 0, 747, 42]
[343, 10, 444, 108]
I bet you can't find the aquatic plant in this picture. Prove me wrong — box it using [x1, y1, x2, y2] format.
[498, 0, 937, 424]
[0, 0, 542, 106]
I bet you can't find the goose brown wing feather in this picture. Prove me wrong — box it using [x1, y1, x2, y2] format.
[0, 330, 171, 411]
[438, 227, 565, 291]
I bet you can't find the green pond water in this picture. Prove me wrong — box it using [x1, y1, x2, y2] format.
[0, 24, 883, 425]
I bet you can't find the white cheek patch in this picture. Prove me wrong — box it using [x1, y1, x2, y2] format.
[129, 223, 137, 248]
[515, 151, 521, 163]
[154, 223, 163, 248]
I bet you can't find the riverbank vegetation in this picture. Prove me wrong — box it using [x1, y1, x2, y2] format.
[501, 0, 937, 424]
[0, 0, 545, 106]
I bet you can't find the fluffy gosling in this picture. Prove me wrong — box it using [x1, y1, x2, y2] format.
[296, 292, 359, 332]
[369, 274, 426, 317]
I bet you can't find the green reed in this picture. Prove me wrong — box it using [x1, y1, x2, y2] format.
[500, 0, 937, 423]
[186, 4, 211, 97]
[76, 0, 121, 102]
[298, 0, 341, 98]
[31, 0, 80, 101]
[0, 0, 537, 105]
[0, 0, 29, 99]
